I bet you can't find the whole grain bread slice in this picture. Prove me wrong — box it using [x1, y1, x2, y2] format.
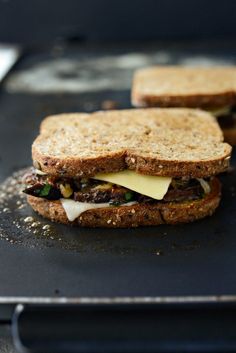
[32, 108, 232, 178]
[132, 66, 236, 108]
[27, 177, 221, 227]
[40, 113, 89, 134]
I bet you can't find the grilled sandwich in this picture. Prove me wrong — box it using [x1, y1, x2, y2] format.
[23, 109, 231, 227]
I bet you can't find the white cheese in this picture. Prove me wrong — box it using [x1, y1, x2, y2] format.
[93, 170, 172, 200]
[197, 178, 211, 194]
[208, 106, 231, 117]
[61, 199, 137, 222]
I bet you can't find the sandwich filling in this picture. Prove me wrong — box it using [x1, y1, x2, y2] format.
[23, 168, 212, 221]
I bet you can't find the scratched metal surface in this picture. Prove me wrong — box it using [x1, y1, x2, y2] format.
[0, 42, 236, 309]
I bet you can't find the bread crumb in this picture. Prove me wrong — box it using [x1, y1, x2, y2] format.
[24, 216, 34, 223]
[42, 224, 50, 230]
[101, 100, 119, 110]
[3, 208, 10, 213]
[31, 222, 39, 228]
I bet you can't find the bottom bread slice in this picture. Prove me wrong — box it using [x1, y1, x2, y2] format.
[27, 178, 221, 228]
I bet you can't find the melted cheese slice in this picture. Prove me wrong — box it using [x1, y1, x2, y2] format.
[93, 170, 172, 200]
[61, 199, 136, 222]
[208, 106, 231, 117]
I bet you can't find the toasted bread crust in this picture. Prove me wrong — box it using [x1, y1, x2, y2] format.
[132, 92, 236, 109]
[27, 178, 221, 228]
[32, 109, 232, 178]
[132, 66, 236, 109]
[125, 152, 231, 178]
[32, 147, 231, 179]
[32, 149, 127, 177]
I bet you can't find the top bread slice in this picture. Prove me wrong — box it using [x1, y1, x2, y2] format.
[40, 113, 89, 134]
[132, 66, 236, 108]
[32, 109, 231, 178]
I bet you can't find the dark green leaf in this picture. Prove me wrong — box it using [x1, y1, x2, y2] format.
[39, 184, 51, 197]
[124, 191, 134, 201]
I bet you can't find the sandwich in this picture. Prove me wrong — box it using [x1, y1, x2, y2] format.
[23, 109, 231, 228]
[132, 66, 236, 145]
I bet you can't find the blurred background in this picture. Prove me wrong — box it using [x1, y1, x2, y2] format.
[1, 0, 236, 43]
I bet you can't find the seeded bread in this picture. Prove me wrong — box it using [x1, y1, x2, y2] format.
[132, 66, 236, 108]
[40, 113, 89, 134]
[32, 109, 231, 178]
[27, 178, 221, 227]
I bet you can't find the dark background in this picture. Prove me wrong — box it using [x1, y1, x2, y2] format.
[0, 0, 236, 44]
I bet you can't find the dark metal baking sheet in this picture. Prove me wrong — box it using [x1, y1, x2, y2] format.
[1, 43, 236, 307]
